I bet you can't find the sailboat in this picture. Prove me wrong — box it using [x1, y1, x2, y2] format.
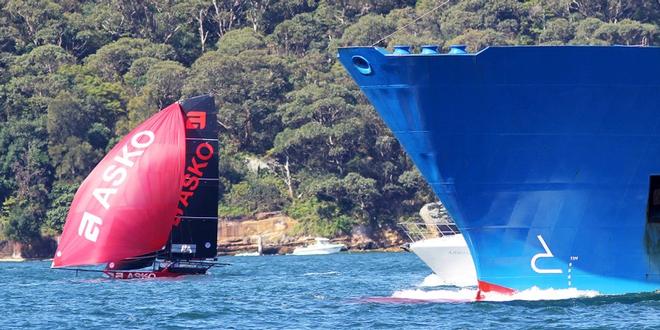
[51, 95, 222, 279]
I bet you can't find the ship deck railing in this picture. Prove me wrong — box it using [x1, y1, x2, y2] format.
[398, 221, 461, 242]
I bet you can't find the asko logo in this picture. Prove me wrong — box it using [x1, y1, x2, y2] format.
[186, 111, 206, 129]
[77, 130, 155, 243]
[176, 142, 214, 223]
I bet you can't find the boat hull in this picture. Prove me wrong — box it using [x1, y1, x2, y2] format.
[338, 46, 660, 295]
[409, 235, 477, 287]
[103, 267, 209, 279]
[291, 245, 344, 255]
[103, 261, 215, 279]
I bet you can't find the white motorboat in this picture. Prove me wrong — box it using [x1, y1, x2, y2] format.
[401, 203, 478, 287]
[291, 238, 345, 255]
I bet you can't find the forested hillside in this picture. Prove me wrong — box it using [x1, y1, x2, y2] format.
[0, 0, 658, 243]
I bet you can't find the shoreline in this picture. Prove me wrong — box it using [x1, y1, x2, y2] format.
[219, 246, 406, 256]
[1, 249, 407, 262]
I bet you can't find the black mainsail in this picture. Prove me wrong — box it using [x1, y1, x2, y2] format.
[169, 94, 219, 260]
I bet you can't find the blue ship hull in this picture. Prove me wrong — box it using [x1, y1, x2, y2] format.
[338, 46, 660, 295]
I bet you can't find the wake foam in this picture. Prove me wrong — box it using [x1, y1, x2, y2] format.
[387, 286, 599, 303]
[303, 271, 340, 276]
[391, 288, 477, 302]
[484, 286, 600, 301]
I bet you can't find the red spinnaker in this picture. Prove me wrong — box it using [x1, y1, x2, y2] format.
[52, 103, 186, 267]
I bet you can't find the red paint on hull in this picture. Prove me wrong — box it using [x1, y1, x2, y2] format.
[104, 268, 194, 279]
[476, 280, 516, 301]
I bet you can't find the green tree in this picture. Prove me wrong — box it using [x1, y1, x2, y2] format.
[3, 0, 65, 49]
[339, 14, 395, 46]
[447, 28, 510, 52]
[271, 12, 329, 55]
[3, 45, 75, 121]
[216, 28, 267, 55]
[84, 38, 176, 81]
[47, 92, 89, 143]
[571, 17, 608, 44]
[285, 197, 355, 236]
[184, 48, 290, 153]
[221, 174, 289, 216]
[539, 18, 574, 43]
[273, 80, 367, 175]
[127, 60, 188, 128]
[43, 181, 77, 236]
[2, 142, 50, 241]
[592, 19, 656, 45]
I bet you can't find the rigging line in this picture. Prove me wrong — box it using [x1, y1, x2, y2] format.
[371, 0, 452, 46]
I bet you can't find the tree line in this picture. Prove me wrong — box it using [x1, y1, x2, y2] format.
[0, 0, 658, 242]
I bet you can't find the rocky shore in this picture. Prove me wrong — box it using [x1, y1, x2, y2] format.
[218, 212, 406, 255]
[0, 237, 57, 260]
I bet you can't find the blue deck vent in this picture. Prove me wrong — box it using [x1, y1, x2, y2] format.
[448, 45, 468, 54]
[420, 45, 439, 54]
[393, 45, 412, 55]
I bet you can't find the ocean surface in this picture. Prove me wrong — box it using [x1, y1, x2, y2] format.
[1, 252, 658, 329]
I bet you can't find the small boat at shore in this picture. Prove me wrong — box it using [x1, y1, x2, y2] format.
[291, 238, 345, 256]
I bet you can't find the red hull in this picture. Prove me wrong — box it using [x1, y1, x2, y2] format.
[104, 268, 193, 279]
